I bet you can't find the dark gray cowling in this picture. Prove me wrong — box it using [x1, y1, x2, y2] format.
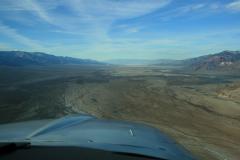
[0, 114, 195, 160]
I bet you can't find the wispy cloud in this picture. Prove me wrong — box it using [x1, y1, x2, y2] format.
[52, 0, 171, 35]
[0, 0, 239, 60]
[116, 24, 143, 34]
[0, 0, 171, 28]
[153, 3, 219, 21]
[226, 0, 240, 11]
[24, 0, 53, 24]
[209, 3, 221, 10]
[67, 0, 171, 20]
[0, 0, 172, 42]
[43, 0, 172, 51]
[0, 21, 43, 49]
[152, 1, 240, 21]
[0, 0, 53, 24]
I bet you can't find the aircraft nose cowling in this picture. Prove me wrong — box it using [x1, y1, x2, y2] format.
[0, 114, 196, 160]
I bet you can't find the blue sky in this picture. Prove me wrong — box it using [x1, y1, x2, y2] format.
[0, 0, 240, 60]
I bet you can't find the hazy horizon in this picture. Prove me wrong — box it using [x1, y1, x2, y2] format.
[0, 0, 240, 60]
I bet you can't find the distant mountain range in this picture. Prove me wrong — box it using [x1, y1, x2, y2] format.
[0, 51, 102, 66]
[1, 51, 240, 71]
[183, 50, 240, 71]
[106, 50, 240, 71]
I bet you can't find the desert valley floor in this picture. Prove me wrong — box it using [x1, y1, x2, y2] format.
[0, 65, 240, 160]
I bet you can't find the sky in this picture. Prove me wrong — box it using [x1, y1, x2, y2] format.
[0, 0, 240, 60]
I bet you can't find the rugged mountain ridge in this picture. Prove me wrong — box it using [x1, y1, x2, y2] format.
[184, 51, 240, 71]
[1, 50, 239, 70]
[0, 51, 102, 66]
